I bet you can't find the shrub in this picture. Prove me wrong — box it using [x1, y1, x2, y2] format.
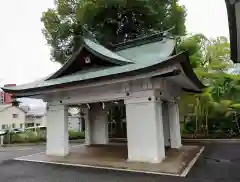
[69, 130, 85, 140]
[2, 130, 85, 144]
[10, 131, 46, 144]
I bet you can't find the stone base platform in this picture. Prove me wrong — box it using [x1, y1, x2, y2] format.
[15, 144, 204, 177]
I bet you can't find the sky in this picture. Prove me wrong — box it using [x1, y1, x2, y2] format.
[0, 0, 230, 86]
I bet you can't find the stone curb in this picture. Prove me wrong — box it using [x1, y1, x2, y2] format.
[182, 138, 240, 143]
[3, 143, 45, 147]
[180, 146, 205, 177]
[5, 138, 239, 147]
[110, 138, 240, 144]
[3, 139, 85, 147]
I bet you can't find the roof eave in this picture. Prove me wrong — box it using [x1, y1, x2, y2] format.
[46, 46, 84, 80]
[179, 52, 206, 93]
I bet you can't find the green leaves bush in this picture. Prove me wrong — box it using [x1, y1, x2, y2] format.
[4, 130, 85, 144]
[11, 131, 46, 144]
[69, 130, 85, 140]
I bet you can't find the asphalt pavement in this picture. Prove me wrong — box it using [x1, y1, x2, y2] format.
[0, 143, 239, 182]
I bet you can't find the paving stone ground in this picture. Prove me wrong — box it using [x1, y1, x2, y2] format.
[0, 143, 239, 182]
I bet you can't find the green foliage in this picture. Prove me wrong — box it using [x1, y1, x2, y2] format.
[69, 130, 85, 140]
[10, 131, 45, 144]
[4, 130, 84, 144]
[178, 34, 240, 138]
[177, 34, 207, 68]
[41, 0, 186, 64]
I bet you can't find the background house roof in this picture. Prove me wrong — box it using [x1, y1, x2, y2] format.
[0, 104, 46, 117]
[0, 104, 27, 114]
[0, 104, 12, 112]
[25, 107, 46, 117]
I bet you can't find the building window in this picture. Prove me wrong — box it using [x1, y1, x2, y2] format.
[12, 123, 16, 128]
[2, 125, 6, 129]
[12, 114, 19, 118]
[0, 97, 3, 104]
[36, 123, 40, 126]
[20, 124, 24, 128]
[25, 123, 34, 128]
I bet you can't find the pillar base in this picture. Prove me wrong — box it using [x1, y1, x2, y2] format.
[127, 156, 165, 164]
[46, 150, 69, 157]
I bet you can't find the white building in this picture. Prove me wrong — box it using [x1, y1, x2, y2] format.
[0, 105, 46, 129]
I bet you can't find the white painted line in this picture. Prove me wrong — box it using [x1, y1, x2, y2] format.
[180, 146, 205, 177]
[17, 148, 33, 151]
[15, 151, 45, 160]
[14, 158, 181, 177]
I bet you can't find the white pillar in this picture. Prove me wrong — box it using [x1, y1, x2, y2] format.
[46, 104, 69, 156]
[125, 94, 165, 163]
[168, 101, 182, 149]
[84, 104, 108, 145]
[162, 102, 171, 147]
[0, 135, 4, 146]
[83, 107, 91, 145]
[90, 103, 108, 145]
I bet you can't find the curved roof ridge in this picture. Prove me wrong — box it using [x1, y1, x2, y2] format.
[82, 38, 134, 64]
[46, 37, 134, 81]
[111, 28, 175, 51]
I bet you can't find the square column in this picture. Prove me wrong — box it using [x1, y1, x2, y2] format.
[162, 102, 171, 147]
[125, 94, 165, 163]
[90, 103, 108, 144]
[82, 107, 91, 145]
[46, 104, 69, 156]
[83, 103, 108, 145]
[168, 101, 182, 149]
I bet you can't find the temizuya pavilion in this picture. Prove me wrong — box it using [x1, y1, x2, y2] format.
[3, 32, 205, 163]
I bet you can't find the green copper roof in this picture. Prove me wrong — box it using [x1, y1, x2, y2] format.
[46, 38, 134, 80]
[83, 39, 134, 64]
[116, 38, 175, 63]
[2, 33, 205, 94]
[4, 54, 176, 91]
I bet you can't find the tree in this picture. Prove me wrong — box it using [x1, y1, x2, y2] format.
[178, 34, 240, 138]
[177, 34, 208, 68]
[41, 0, 187, 64]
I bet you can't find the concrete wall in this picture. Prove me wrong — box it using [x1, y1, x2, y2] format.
[0, 106, 26, 129]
